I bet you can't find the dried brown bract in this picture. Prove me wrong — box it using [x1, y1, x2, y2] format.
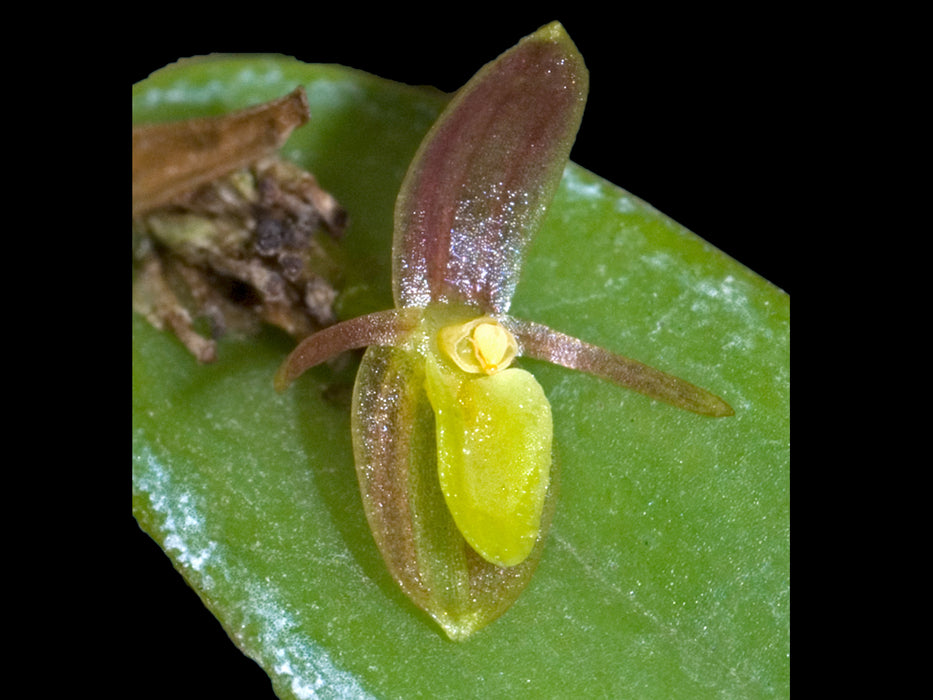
[132, 88, 347, 362]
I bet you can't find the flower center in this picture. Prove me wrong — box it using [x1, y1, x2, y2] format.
[437, 317, 518, 375]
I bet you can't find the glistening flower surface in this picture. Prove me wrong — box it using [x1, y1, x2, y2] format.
[276, 22, 733, 641]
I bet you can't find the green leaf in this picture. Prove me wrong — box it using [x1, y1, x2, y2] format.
[133, 55, 788, 698]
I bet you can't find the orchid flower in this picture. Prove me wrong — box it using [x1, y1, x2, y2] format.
[275, 22, 733, 640]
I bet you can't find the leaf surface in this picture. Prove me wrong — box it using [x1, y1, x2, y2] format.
[133, 55, 789, 699]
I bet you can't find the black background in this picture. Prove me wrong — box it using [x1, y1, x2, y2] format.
[130, 12, 791, 698]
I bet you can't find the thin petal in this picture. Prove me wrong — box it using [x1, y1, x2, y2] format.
[274, 308, 419, 391]
[509, 318, 734, 417]
[393, 22, 588, 313]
